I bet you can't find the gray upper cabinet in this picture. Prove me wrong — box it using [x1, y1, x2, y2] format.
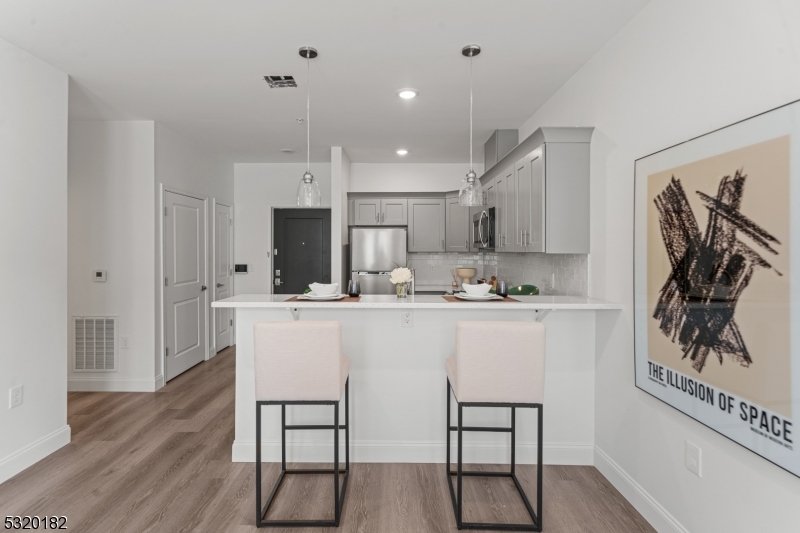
[445, 195, 469, 252]
[481, 127, 592, 254]
[495, 165, 515, 252]
[353, 198, 381, 225]
[408, 199, 446, 252]
[352, 198, 408, 226]
[514, 148, 544, 253]
[381, 198, 408, 225]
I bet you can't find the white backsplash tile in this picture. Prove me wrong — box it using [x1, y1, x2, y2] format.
[408, 251, 588, 296]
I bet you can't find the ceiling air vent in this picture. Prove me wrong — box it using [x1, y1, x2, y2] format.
[74, 316, 118, 372]
[264, 75, 297, 88]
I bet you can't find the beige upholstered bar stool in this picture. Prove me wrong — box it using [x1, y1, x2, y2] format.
[445, 321, 546, 531]
[253, 321, 351, 528]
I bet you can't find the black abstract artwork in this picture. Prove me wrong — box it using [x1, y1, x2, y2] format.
[652, 169, 782, 373]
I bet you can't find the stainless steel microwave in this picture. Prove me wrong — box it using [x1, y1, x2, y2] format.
[472, 207, 495, 250]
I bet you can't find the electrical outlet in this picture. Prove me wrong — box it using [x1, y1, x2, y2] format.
[685, 440, 702, 477]
[9, 385, 23, 409]
[121, 336, 130, 349]
[401, 310, 413, 328]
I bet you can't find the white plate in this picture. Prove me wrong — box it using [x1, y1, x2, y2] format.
[453, 293, 503, 301]
[297, 293, 346, 301]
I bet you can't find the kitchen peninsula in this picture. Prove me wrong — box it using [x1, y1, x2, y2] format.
[213, 294, 621, 465]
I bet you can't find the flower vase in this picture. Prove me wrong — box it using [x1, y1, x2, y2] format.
[396, 282, 409, 298]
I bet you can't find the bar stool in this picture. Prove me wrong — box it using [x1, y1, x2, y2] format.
[445, 321, 546, 531]
[254, 320, 350, 528]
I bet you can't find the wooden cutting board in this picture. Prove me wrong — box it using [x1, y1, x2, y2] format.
[441, 296, 520, 303]
[284, 296, 362, 303]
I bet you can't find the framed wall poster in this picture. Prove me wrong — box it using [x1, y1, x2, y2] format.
[634, 99, 800, 478]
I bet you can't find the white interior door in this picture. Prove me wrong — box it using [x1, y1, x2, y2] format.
[164, 191, 207, 381]
[214, 202, 233, 352]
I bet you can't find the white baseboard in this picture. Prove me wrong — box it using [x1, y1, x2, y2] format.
[154, 374, 165, 391]
[594, 446, 689, 533]
[232, 440, 594, 465]
[68, 375, 161, 392]
[0, 426, 71, 484]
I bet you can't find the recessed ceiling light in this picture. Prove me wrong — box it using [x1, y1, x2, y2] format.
[396, 149, 409, 155]
[397, 89, 418, 100]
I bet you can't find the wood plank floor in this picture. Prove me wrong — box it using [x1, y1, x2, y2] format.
[0, 346, 655, 533]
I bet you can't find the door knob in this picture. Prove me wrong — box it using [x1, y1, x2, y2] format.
[201, 285, 207, 291]
[216, 283, 224, 288]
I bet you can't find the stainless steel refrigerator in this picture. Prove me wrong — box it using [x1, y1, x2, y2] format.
[350, 227, 407, 294]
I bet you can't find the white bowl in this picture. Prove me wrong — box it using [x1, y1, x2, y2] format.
[308, 282, 339, 296]
[462, 282, 491, 296]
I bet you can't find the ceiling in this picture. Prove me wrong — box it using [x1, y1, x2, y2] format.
[0, 1, 648, 163]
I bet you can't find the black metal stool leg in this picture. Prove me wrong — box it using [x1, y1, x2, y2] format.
[281, 405, 286, 472]
[345, 378, 350, 471]
[255, 402, 262, 526]
[537, 405, 543, 531]
[457, 402, 463, 529]
[334, 401, 340, 526]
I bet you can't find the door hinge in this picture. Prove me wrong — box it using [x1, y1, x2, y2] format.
[229, 269, 232, 276]
[274, 248, 278, 256]
[165, 346, 169, 357]
[230, 318, 233, 326]
[164, 206, 167, 216]
[229, 219, 232, 226]
[164, 277, 168, 286]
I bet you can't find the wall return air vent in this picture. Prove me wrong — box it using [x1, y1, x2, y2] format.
[264, 75, 297, 88]
[74, 316, 118, 371]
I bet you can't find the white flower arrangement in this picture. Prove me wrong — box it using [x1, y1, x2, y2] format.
[389, 267, 413, 285]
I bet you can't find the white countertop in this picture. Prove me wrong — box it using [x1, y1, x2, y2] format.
[212, 294, 622, 310]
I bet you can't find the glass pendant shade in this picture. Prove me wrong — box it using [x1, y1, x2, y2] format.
[458, 173, 484, 207]
[297, 172, 321, 207]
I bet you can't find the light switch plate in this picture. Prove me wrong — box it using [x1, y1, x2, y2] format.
[685, 440, 702, 477]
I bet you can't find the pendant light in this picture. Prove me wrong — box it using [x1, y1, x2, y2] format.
[459, 44, 483, 207]
[297, 46, 321, 207]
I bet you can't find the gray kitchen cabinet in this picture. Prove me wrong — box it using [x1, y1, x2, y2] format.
[352, 198, 408, 226]
[353, 198, 381, 225]
[495, 165, 515, 252]
[482, 127, 591, 254]
[381, 198, 407, 225]
[445, 195, 470, 252]
[408, 198, 446, 252]
[514, 148, 545, 253]
[484, 177, 496, 208]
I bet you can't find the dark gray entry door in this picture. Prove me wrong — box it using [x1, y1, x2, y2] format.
[273, 209, 331, 294]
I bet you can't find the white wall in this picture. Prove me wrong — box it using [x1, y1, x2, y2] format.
[68, 121, 233, 391]
[68, 121, 157, 391]
[349, 162, 484, 193]
[330, 148, 351, 287]
[234, 163, 332, 295]
[0, 38, 70, 483]
[517, 1, 800, 532]
[154, 123, 234, 367]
